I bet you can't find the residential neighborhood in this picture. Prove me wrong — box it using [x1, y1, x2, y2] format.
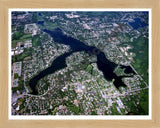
[11, 11, 149, 115]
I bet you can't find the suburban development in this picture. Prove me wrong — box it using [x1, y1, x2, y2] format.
[11, 11, 149, 115]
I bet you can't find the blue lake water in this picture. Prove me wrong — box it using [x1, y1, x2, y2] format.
[128, 18, 148, 29]
[38, 13, 42, 16]
[37, 21, 44, 26]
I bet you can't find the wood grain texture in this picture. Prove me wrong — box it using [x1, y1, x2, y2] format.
[0, 0, 160, 128]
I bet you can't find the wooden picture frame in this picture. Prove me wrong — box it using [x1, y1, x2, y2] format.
[0, 0, 160, 128]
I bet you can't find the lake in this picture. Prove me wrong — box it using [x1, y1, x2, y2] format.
[128, 18, 148, 29]
[29, 28, 135, 95]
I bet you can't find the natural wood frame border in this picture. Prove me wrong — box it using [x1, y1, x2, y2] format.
[0, 0, 160, 128]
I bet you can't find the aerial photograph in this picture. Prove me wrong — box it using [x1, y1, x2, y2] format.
[11, 10, 149, 116]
